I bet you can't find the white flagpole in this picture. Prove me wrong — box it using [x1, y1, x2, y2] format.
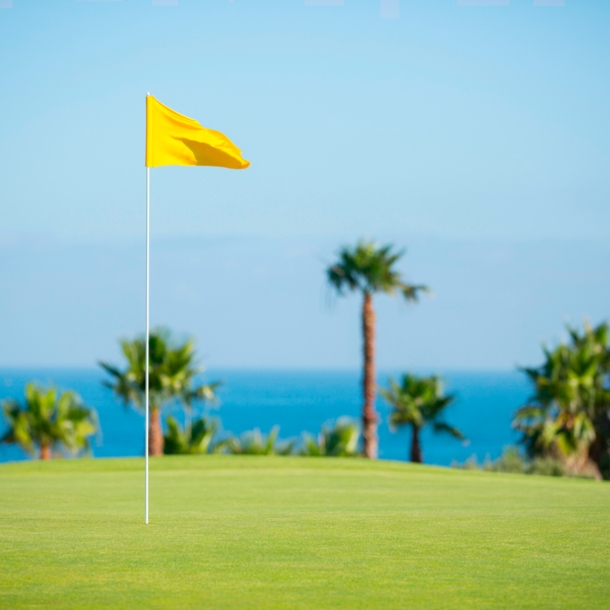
[145, 163, 150, 525]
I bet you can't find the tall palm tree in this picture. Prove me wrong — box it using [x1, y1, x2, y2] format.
[1, 383, 98, 460]
[327, 241, 427, 458]
[379, 374, 464, 463]
[100, 328, 219, 456]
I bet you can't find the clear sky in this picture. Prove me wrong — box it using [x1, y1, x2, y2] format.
[1, 0, 609, 241]
[0, 1, 608, 369]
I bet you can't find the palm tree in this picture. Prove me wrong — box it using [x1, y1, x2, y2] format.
[566, 321, 610, 478]
[100, 328, 219, 456]
[514, 321, 609, 476]
[1, 383, 98, 460]
[300, 417, 360, 457]
[379, 373, 464, 463]
[327, 241, 427, 458]
[514, 346, 597, 463]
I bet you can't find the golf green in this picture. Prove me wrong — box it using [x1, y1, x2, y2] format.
[1, 456, 608, 609]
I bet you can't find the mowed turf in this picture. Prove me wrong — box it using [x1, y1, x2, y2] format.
[0, 457, 608, 609]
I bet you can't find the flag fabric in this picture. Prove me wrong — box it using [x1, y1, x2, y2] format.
[145, 95, 250, 169]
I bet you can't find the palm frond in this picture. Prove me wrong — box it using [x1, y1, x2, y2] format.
[326, 241, 428, 301]
[100, 329, 220, 421]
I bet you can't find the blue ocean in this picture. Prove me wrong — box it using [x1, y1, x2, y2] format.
[0, 369, 529, 465]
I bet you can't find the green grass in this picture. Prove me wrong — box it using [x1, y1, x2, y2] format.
[1, 456, 609, 609]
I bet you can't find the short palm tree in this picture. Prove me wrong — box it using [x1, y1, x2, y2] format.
[514, 322, 608, 474]
[379, 373, 464, 463]
[300, 417, 360, 457]
[1, 383, 98, 460]
[327, 241, 427, 458]
[100, 328, 219, 456]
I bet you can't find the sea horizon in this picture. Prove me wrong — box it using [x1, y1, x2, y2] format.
[0, 367, 528, 466]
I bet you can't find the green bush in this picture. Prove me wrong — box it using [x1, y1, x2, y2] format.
[226, 426, 296, 456]
[300, 417, 360, 457]
[163, 416, 226, 455]
[453, 446, 574, 478]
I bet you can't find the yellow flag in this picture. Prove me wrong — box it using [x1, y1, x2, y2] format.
[145, 96, 250, 169]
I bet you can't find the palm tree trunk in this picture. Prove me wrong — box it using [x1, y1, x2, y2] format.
[40, 442, 51, 460]
[149, 408, 164, 456]
[362, 292, 378, 459]
[410, 426, 422, 463]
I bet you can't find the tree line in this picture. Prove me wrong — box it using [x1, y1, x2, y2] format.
[2, 241, 609, 479]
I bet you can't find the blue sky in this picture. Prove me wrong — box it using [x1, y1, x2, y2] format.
[0, 1, 608, 368]
[1, 0, 609, 241]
